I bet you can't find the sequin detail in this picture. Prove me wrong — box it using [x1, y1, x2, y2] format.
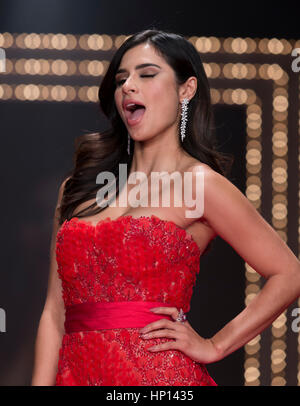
[55, 215, 217, 386]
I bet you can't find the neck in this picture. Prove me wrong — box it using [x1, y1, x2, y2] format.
[129, 127, 186, 177]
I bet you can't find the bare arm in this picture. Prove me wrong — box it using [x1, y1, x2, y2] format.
[193, 166, 300, 361]
[31, 177, 69, 385]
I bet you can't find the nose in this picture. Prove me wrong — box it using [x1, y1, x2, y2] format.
[121, 75, 138, 93]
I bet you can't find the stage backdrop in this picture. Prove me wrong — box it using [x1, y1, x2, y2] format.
[0, 33, 299, 386]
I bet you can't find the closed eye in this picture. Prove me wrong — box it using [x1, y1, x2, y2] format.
[115, 74, 156, 86]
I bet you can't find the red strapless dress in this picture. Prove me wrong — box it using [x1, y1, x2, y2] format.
[55, 214, 217, 386]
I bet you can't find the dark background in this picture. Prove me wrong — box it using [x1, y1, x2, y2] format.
[0, 0, 298, 386]
[0, 0, 299, 38]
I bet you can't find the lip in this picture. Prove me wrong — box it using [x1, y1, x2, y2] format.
[122, 98, 146, 127]
[122, 98, 145, 111]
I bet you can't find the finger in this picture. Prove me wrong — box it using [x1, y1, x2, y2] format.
[141, 328, 179, 340]
[139, 319, 176, 334]
[147, 341, 178, 352]
[150, 306, 179, 320]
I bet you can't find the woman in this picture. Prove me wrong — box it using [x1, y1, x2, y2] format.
[31, 29, 300, 386]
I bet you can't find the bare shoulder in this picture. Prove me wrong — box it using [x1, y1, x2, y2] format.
[182, 159, 215, 180]
[188, 160, 231, 191]
[190, 164, 300, 278]
[187, 160, 215, 174]
[190, 163, 243, 225]
[185, 161, 220, 228]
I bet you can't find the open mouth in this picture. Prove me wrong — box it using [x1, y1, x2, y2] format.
[124, 103, 146, 123]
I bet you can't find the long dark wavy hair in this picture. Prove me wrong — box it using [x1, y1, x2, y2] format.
[59, 29, 234, 242]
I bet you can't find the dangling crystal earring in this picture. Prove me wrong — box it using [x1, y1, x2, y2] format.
[180, 98, 189, 142]
[127, 132, 130, 155]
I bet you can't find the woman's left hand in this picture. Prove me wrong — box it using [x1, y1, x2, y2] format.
[139, 306, 222, 364]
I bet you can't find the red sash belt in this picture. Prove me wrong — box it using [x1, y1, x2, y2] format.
[64, 301, 173, 334]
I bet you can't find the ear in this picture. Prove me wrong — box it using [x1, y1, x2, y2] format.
[179, 76, 197, 102]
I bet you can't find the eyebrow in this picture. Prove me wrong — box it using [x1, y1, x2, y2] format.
[115, 63, 161, 76]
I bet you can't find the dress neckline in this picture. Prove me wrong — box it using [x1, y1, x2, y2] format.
[65, 214, 201, 255]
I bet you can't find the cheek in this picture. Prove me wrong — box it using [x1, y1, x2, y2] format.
[150, 85, 178, 120]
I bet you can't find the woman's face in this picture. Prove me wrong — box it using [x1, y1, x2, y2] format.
[114, 43, 181, 142]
